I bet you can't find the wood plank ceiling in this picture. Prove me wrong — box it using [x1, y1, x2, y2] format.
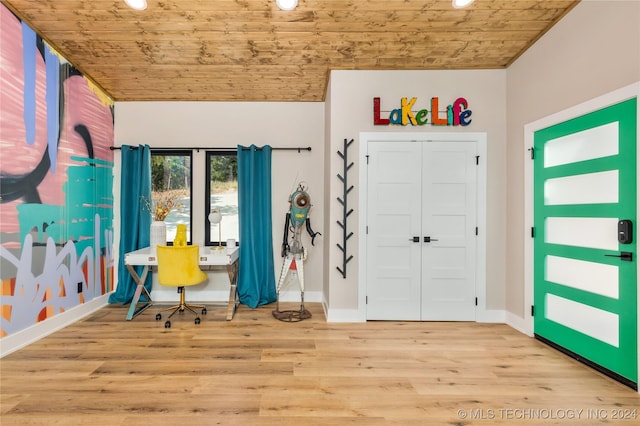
[2, 0, 580, 102]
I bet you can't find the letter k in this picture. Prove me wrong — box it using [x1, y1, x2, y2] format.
[401, 97, 417, 125]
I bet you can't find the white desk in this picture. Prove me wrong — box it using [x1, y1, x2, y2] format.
[124, 246, 239, 321]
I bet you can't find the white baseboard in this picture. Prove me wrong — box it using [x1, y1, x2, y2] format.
[0, 293, 110, 358]
[325, 307, 366, 322]
[506, 311, 533, 337]
[476, 309, 506, 323]
[323, 307, 507, 323]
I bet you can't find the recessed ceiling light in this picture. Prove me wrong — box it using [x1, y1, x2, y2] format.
[452, 0, 475, 8]
[276, 0, 298, 11]
[124, 0, 147, 11]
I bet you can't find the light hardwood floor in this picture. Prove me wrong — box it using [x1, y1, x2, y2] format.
[1, 302, 638, 425]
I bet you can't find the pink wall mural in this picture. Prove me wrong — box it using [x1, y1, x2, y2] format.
[0, 5, 115, 337]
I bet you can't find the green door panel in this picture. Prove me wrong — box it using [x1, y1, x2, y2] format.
[534, 98, 637, 384]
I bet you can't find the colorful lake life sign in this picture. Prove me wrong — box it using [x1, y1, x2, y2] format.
[374, 97, 472, 126]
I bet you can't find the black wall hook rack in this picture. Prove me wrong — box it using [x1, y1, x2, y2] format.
[336, 138, 354, 278]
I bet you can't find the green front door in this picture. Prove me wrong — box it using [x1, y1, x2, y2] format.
[534, 98, 637, 385]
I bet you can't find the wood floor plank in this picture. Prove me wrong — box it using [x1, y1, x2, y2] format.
[193, 375, 416, 396]
[4, 392, 261, 416]
[121, 415, 395, 426]
[92, 360, 294, 376]
[1, 303, 638, 425]
[0, 360, 104, 377]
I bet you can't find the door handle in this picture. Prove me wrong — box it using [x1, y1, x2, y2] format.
[410, 236, 420, 242]
[424, 236, 439, 243]
[604, 251, 633, 261]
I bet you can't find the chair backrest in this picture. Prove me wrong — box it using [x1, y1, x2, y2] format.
[156, 245, 208, 287]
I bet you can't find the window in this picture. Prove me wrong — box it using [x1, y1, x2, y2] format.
[151, 150, 192, 244]
[205, 151, 238, 247]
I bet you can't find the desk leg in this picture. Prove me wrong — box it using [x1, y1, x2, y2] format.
[225, 261, 239, 320]
[125, 264, 153, 320]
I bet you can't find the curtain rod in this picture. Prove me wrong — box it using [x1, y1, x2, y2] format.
[109, 146, 312, 153]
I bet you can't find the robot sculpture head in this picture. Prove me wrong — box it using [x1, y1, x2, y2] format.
[289, 185, 311, 229]
[280, 183, 321, 257]
[286, 184, 311, 256]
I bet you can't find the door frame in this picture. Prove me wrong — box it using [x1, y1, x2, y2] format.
[523, 82, 640, 391]
[358, 132, 488, 321]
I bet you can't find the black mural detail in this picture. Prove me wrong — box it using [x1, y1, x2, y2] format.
[74, 124, 94, 159]
[0, 150, 49, 203]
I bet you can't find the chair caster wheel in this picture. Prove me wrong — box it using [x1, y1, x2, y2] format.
[155, 313, 161, 321]
[195, 317, 201, 325]
[201, 308, 207, 315]
[164, 321, 171, 328]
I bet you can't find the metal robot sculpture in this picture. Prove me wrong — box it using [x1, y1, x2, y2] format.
[272, 183, 321, 321]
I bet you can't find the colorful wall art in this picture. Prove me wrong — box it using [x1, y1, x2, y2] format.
[0, 4, 115, 338]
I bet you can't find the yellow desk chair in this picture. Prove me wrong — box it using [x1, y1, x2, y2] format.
[155, 245, 208, 328]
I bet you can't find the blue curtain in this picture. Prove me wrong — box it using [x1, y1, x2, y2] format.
[237, 145, 277, 308]
[108, 145, 152, 304]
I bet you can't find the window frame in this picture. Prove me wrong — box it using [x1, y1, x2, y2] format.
[205, 150, 238, 247]
[150, 149, 193, 245]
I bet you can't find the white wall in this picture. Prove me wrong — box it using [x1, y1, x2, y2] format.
[506, 0, 640, 327]
[114, 102, 326, 303]
[326, 69, 507, 320]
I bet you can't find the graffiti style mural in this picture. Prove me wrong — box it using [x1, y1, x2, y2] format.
[0, 5, 115, 338]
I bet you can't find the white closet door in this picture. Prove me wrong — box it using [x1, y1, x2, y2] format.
[366, 141, 423, 320]
[366, 140, 477, 321]
[421, 142, 477, 320]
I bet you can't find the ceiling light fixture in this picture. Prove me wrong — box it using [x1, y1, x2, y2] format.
[124, 0, 147, 10]
[276, 0, 298, 11]
[452, 0, 475, 8]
